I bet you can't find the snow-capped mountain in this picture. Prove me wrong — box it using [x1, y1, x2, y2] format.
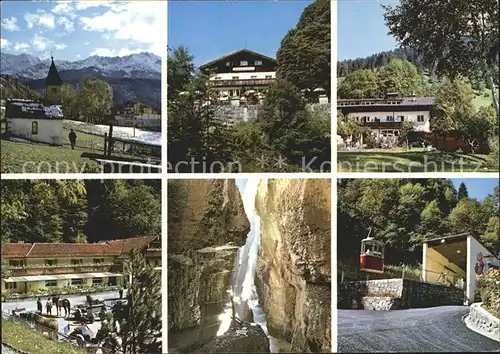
[0, 52, 161, 80]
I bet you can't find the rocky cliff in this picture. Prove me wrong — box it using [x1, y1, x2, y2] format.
[255, 179, 331, 352]
[167, 179, 250, 344]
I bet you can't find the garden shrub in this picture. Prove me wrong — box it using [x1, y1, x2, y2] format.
[477, 267, 500, 318]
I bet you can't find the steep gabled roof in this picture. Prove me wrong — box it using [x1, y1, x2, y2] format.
[44, 57, 63, 86]
[200, 48, 276, 70]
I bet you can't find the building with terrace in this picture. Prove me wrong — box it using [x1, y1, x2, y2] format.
[200, 48, 276, 104]
[337, 93, 436, 143]
[1, 236, 161, 296]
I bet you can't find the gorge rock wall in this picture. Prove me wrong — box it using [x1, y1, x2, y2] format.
[254, 179, 331, 353]
[167, 179, 250, 335]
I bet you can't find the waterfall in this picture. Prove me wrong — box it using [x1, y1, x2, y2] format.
[213, 178, 286, 352]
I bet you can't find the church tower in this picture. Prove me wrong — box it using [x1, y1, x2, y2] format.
[44, 56, 63, 105]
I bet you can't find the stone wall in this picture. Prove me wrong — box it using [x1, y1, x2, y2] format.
[464, 302, 500, 342]
[338, 278, 464, 310]
[214, 103, 331, 123]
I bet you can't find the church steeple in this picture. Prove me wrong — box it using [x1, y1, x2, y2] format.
[44, 56, 63, 105]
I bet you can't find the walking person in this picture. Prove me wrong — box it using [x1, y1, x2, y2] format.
[37, 298, 42, 314]
[118, 287, 123, 299]
[46, 297, 52, 316]
[69, 129, 77, 149]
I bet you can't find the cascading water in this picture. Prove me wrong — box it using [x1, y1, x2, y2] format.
[216, 178, 283, 352]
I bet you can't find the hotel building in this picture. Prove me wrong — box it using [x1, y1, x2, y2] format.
[338, 93, 436, 142]
[2, 236, 161, 295]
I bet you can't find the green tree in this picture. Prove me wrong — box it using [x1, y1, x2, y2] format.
[276, 0, 331, 96]
[399, 120, 415, 148]
[61, 84, 78, 120]
[481, 216, 500, 257]
[108, 181, 161, 238]
[120, 249, 162, 354]
[377, 59, 423, 96]
[448, 199, 488, 235]
[383, 0, 499, 119]
[338, 69, 378, 99]
[167, 45, 195, 101]
[418, 199, 446, 240]
[337, 110, 360, 140]
[77, 76, 113, 124]
[458, 106, 498, 153]
[431, 77, 475, 146]
[457, 183, 469, 200]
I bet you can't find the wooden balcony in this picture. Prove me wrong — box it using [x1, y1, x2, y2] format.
[210, 78, 274, 87]
[9, 263, 123, 276]
[360, 121, 403, 129]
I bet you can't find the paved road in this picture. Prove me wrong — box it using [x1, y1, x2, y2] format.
[2, 290, 125, 338]
[338, 306, 500, 352]
[1, 345, 18, 354]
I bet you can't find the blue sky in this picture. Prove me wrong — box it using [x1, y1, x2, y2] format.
[168, 0, 313, 67]
[450, 179, 499, 201]
[338, 0, 398, 61]
[0, 1, 166, 60]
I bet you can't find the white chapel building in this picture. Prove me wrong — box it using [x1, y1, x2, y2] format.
[5, 56, 64, 146]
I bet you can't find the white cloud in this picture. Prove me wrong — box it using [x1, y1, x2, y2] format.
[80, 1, 166, 55]
[1, 38, 10, 49]
[14, 42, 30, 51]
[25, 10, 56, 30]
[56, 17, 75, 33]
[55, 43, 67, 50]
[51, 2, 74, 14]
[31, 34, 52, 51]
[1, 17, 20, 31]
[84, 42, 91, 46]
[76, 54, 81, 58]
[90, 47, 143, 57]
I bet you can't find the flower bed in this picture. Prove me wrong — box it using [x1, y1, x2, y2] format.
[477, 268, 500, 318]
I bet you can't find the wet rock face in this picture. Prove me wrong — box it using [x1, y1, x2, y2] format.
[192, 323, 270, 353]
[255, 179, 331, 352]
[168, 180, 250, 333]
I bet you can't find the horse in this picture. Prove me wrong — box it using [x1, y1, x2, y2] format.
[86, 295, 103, 306]
[57, 298, 71, 317]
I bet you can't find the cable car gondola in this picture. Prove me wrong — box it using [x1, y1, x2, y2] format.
[360, 231, 385, 274]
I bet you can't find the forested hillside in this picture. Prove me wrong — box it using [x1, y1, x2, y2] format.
[337, 47, 425, 77]
[1, 180, 161, 244]
[338, 179, 499, 266]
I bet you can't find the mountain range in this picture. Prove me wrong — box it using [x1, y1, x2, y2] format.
[0, 52, 161, 107]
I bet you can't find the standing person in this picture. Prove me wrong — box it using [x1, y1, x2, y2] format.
[37, 298, 42, 313]
[69, 129, 77, 149]
[46, 298, 52, 315]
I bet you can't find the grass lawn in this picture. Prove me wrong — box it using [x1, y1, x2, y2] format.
[337, 148, 497, 172]
[2, 318, 87, 354]
[472, 88, 498, 110]
[1, 128, 101, 173]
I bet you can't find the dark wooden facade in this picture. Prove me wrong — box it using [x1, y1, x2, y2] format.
[200, 49, 276, 74]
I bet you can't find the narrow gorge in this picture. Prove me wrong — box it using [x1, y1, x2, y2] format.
[167, 179, 331, 353]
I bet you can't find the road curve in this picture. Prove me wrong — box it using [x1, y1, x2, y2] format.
[338, 306, 499, 352]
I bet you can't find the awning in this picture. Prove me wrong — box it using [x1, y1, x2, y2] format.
[4, 272, 124, 283]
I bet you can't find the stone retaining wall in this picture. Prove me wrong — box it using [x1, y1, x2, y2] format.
[465, 302, 500, 342]
[338, 278, 464, 310]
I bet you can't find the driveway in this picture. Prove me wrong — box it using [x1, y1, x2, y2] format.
[2, 290, 126, 339]
[338, 306, 500, 352]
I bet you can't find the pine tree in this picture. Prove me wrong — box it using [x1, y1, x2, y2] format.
[458, 182, 469, 200]
[120, 248, 162, 354]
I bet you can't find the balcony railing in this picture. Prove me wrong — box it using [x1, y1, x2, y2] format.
[8, 263, 123, 276]
[210, 78, 274, 87]
[360, 121, 403, 129]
